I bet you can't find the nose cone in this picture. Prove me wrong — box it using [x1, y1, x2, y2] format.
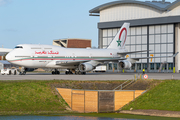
[5, 53, 11, 61]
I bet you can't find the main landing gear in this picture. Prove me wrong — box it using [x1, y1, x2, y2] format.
[65, 70, 73, 75]
[52, 69, 60, 75]
[75, 70, 86, 75]
[65, 69, 86, 75]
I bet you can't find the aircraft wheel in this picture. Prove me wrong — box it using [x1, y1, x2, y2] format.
[57, 71, 60, 74]
[22, 71, 26, 75]
[14, 70, 16, 75]
[8, 70, 11, 75]
[65, 71, 68, 75]
[52, 71, 55, 75]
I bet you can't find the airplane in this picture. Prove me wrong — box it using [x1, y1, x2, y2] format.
[5, 23, 178, 75]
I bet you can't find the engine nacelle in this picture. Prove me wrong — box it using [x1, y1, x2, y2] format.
[79, 63, 93, 72]
[119, 60, 132, 69]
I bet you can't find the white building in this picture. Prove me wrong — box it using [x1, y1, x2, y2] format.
[90, 0, 180, 73]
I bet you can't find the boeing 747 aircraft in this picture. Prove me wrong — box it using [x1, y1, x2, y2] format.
[5, 23, 178, 75]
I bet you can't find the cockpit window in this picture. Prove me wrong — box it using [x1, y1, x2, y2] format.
[15, 46, 23, 49]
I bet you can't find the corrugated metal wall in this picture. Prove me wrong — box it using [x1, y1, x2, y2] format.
[100, 4, 180, 22]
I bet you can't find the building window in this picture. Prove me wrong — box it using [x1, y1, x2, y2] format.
[137, 63, 141, 70]
[168, 63, 173, 70]
[156, 63, 160, 70]
[131, 63, 135, 70]
[150, 63, 154, 70]
[108, 63, 112, 70]
[142, 63, 147, 70]
[113, 63, 117, 70]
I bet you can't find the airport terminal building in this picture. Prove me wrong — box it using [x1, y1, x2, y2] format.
[90, 0, 180, 73]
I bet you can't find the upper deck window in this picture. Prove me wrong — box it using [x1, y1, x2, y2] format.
[15, 46, 23, 49]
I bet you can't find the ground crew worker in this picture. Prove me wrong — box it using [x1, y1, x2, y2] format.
[143, 69, 145, 74]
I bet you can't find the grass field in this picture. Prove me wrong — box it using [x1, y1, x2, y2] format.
[1, 79, 180, 118]
[0, 80, 125, 115]
[122, 80, 180, 111]
[0, 80, 68, 115]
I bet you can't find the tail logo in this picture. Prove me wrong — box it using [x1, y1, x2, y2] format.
[116, 27, 127, 47]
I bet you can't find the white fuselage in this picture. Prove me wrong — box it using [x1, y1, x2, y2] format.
[6, 44, 127, 69]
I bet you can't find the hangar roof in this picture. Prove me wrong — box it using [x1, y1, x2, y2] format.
[0, 48, 12, 56]
[0, 60, 11, 65]
[89, 0, 180, 13]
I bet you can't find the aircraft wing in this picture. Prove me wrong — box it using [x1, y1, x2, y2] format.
[117, 50, 149, 56]
[55, 58, 127, 67]
[55, 52, 178, 66]
[96, 52, 179, 62]
[95, 58, 127, 62]
[56, 60, 89, 66]
[128, 52, 179, 61]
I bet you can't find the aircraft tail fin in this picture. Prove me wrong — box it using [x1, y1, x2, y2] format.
[107, 23, 130, 49]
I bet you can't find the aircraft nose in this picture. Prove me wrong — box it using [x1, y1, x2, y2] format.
[6, 53, 11, 61]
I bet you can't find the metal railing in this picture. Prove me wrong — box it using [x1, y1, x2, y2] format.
[113, 79, 136, 90]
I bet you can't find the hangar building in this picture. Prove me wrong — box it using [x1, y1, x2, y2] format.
[90, 0, 180, 73]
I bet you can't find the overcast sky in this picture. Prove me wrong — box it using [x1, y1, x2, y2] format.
[0, 0, 176, 49]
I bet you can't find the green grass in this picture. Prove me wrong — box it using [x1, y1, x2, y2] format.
[1, 79, 180, 118]
[0, 80, 125, 115]
[0, 80, 68, 115]
[122, 80, 180, 111]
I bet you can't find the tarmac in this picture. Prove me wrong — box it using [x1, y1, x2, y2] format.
[0, 72, 180, 80]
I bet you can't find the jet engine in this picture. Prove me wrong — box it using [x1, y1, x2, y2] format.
[119, 60, 132, 69]
[79, 63, 93, 72]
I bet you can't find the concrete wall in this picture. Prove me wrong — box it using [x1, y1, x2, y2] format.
[175, 23, 180, 73]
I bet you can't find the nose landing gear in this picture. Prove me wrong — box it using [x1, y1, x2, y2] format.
[19, 67, 26, 75]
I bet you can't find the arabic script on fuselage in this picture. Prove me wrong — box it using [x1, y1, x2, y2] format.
[35, 51, 59, 55]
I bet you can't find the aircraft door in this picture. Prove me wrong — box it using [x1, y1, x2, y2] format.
[48, 56, 53, 61]
[72, 53, 76, 60]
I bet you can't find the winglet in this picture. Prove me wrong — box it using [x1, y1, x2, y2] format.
[172, 52, 179, 57]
